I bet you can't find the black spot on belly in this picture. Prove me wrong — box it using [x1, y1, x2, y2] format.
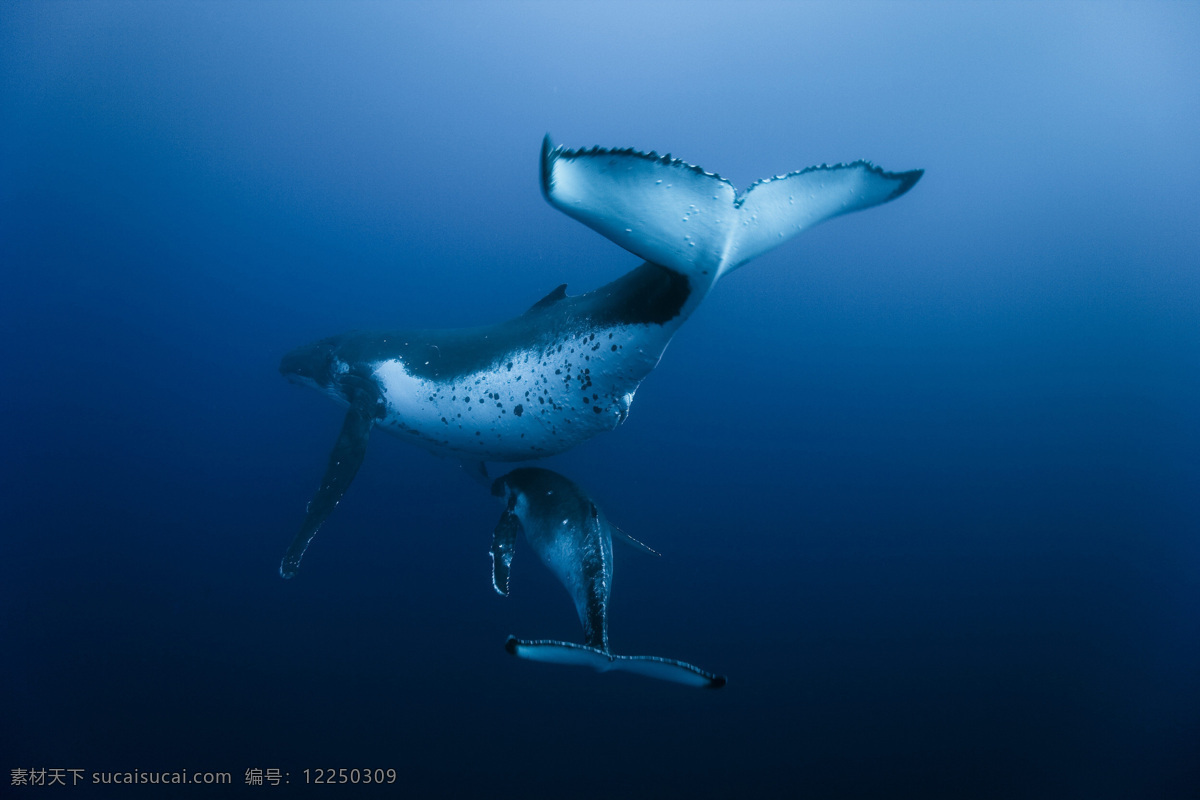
[593, 406, 602, 414]
[514, 404, 524, 417]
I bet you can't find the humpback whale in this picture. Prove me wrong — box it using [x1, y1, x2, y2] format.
[279, 136, 922, 577]
[491, 467, 725, 688]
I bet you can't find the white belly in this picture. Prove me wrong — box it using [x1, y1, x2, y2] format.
[372, 326, 657, 460]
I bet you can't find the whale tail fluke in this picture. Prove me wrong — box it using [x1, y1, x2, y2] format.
[505, 636, 726, 689]
[541, 134, 921, 282]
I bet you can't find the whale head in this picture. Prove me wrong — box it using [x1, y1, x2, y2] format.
[280, 336, 342, 392]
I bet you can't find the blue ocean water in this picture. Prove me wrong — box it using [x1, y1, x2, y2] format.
[2, 1, 1198, 797]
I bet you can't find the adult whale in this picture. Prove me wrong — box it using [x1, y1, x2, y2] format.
[278, 136, 922, 577]
[491, 467, 725, 688]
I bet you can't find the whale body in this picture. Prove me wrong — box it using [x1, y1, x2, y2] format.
[491, 467, 725, 688]
[278, 136, 922, 577]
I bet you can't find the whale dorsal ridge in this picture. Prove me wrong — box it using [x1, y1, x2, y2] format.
[524, 283, 569, 315]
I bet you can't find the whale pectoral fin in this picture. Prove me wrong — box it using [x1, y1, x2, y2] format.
[491, 506, 520, 596]
[505, 637, 725, 689]
[611, 524, 660, 557]
[279, 402, 375, 579]
[541, 134, 922, 281]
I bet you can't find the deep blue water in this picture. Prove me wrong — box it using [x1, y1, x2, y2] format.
[3, 2, 1198, 797]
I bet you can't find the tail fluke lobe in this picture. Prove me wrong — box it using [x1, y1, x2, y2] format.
[724, 160, 923, 273]
[542, 136, 736, 279]
[541, 135, 922, 281]
[505, 636, 726, 689]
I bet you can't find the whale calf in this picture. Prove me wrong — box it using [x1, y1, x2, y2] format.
[279, 136, 922, 577]
[491, 467, 725, 688]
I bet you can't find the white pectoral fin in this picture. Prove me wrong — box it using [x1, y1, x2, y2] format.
[541, 135, 922, 281]
[505, 636, 726, 688]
